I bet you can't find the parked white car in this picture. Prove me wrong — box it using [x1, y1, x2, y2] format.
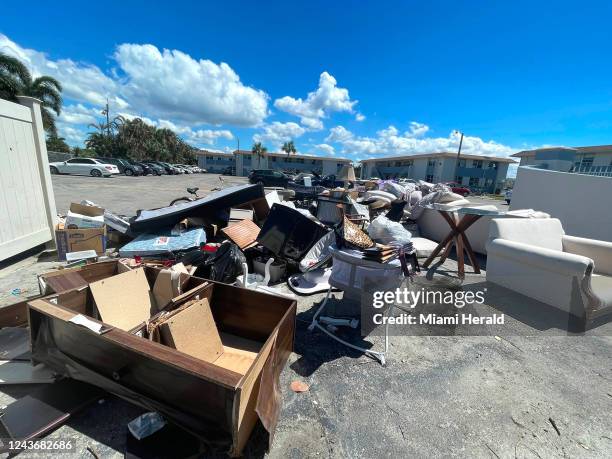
[49, 158, 120, 177]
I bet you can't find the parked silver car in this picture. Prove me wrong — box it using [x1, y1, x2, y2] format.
[49, 158, 120, 177]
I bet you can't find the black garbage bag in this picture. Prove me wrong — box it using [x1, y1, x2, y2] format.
[193, 242, 246, 284]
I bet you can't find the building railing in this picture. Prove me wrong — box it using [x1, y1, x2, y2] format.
[568, 165, 612, 177]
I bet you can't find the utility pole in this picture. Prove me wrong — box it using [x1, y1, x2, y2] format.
[454, 131, 464, 183]
[101, 98, 110, 137]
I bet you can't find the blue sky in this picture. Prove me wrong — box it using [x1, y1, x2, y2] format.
[2, 0, 612, 175]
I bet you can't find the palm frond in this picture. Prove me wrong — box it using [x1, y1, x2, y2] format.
[0, 52, 31, 87]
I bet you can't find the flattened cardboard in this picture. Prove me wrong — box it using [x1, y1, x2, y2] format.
[89, 268, 156, 331]
[159, 299, 223, 363]
[152, 269, 182, 310]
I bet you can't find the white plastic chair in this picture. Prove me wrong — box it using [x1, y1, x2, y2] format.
[308, 246, 405, 365]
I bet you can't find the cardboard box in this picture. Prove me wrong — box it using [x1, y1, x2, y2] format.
[55, 225, 106, 261]
[65, 203, 105, 229]
[27, 269, 296, 456]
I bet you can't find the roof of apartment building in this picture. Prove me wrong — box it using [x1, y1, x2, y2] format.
[360, 151, 516, 163]
[196, 149, 234, 157]
[512, 145, 612, 157]
[232, 149, 351, 162]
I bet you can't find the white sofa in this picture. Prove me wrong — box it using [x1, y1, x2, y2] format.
[486, 218, 612, 325]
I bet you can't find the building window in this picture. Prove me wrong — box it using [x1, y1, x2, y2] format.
[426, 174, 434, 182]
[469, 177, 480, 186]
[455, 176, 463, 184]
[297, 158, 305, 164]
[488, 161, 497, 169]
[473, 160, 483, 168]
[427, 159, 436, 167]
[458, 159, 466, 167]
[311, 159, 317, 165]
[581, 157, 594, 168]
[245, 155, 252, 161]
[271, 156, 276, 162]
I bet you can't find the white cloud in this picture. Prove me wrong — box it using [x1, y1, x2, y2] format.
[0, 34, 268, 128]
[58, 104, 100, 125]
[134, 118, 234, 146]
[0, 34, 119, 107]
[189, 128, 233, 145]
[326, 124, 516, 158]
[252, 121, 306, 147]
[355, 113, 366, 122]
[315, 143, 335, 156]
[325, 125, 354, 143]
[274, 72, 357, 130]
[407, 121, 429, 137]
[55, 123, 87, 144]
[114, 44, 269, 126]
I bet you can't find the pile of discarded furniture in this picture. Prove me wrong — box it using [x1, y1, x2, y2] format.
[2, 177, 610, 455]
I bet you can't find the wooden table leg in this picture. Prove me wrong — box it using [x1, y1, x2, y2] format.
[439, 238, 454, 263]
[422, 232, 455, 268]
[455, 234, 465, 278]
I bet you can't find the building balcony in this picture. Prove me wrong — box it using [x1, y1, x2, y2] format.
[568, 165, 612, 177]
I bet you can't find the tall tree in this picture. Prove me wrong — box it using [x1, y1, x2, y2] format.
[281, 140, 297, 157]
[46, 135, 70, 153]
[0, 52, 62, 134]
[252, 142, 267, 168]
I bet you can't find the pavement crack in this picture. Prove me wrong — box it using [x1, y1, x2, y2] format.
[484, 442, 500, 458]
[548, 417, 561, 436]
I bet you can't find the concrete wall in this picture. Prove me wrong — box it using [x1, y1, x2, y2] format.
[48, 151, 73, 162]
[511, 166, 612, 241]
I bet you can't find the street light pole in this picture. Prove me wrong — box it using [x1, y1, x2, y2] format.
[454, 131, 464, 183]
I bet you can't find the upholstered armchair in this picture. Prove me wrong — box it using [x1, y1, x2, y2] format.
[486, 218, 612, 325]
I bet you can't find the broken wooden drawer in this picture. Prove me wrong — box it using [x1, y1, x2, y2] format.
[27, 278, 296, 456]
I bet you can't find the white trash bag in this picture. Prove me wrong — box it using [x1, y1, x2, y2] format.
[368, 215, 412, 244]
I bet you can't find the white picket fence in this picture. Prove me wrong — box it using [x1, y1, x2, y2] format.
[0, 97, 57, 262]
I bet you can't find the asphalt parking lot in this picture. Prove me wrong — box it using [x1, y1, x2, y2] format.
[51, 172, 249, 216]
[0, 174, 609, 458]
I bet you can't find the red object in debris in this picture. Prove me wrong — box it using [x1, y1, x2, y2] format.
[202, 244, 219, 253]
[290, 381, 309, 393]
[134, 256, 142, 264]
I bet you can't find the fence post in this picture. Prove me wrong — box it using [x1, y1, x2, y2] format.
[17, 96, 58, 250]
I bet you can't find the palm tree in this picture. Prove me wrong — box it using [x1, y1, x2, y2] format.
[0, 52, 62, 134]
[252, 142, 267, 168]
[281, 140, 297, 157]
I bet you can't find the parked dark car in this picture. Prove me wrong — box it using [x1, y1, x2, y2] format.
[151, 161, 181, 175]
[130, 161, 154, 175]
[95, 157, 143, 176]
[248, 169, 290, 187]
[443, 182, 471, 196]
[143, 162, 166, 175]
[312, 174, 344, 188]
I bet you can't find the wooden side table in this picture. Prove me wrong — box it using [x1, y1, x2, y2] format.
[421, 206, 505, 278]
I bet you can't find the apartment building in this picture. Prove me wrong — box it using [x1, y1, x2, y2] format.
[196, 151, 235, 173]
[196, 149, 352, 177]
[512, 145, 612, 177]
[360, 152, 514, 192]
